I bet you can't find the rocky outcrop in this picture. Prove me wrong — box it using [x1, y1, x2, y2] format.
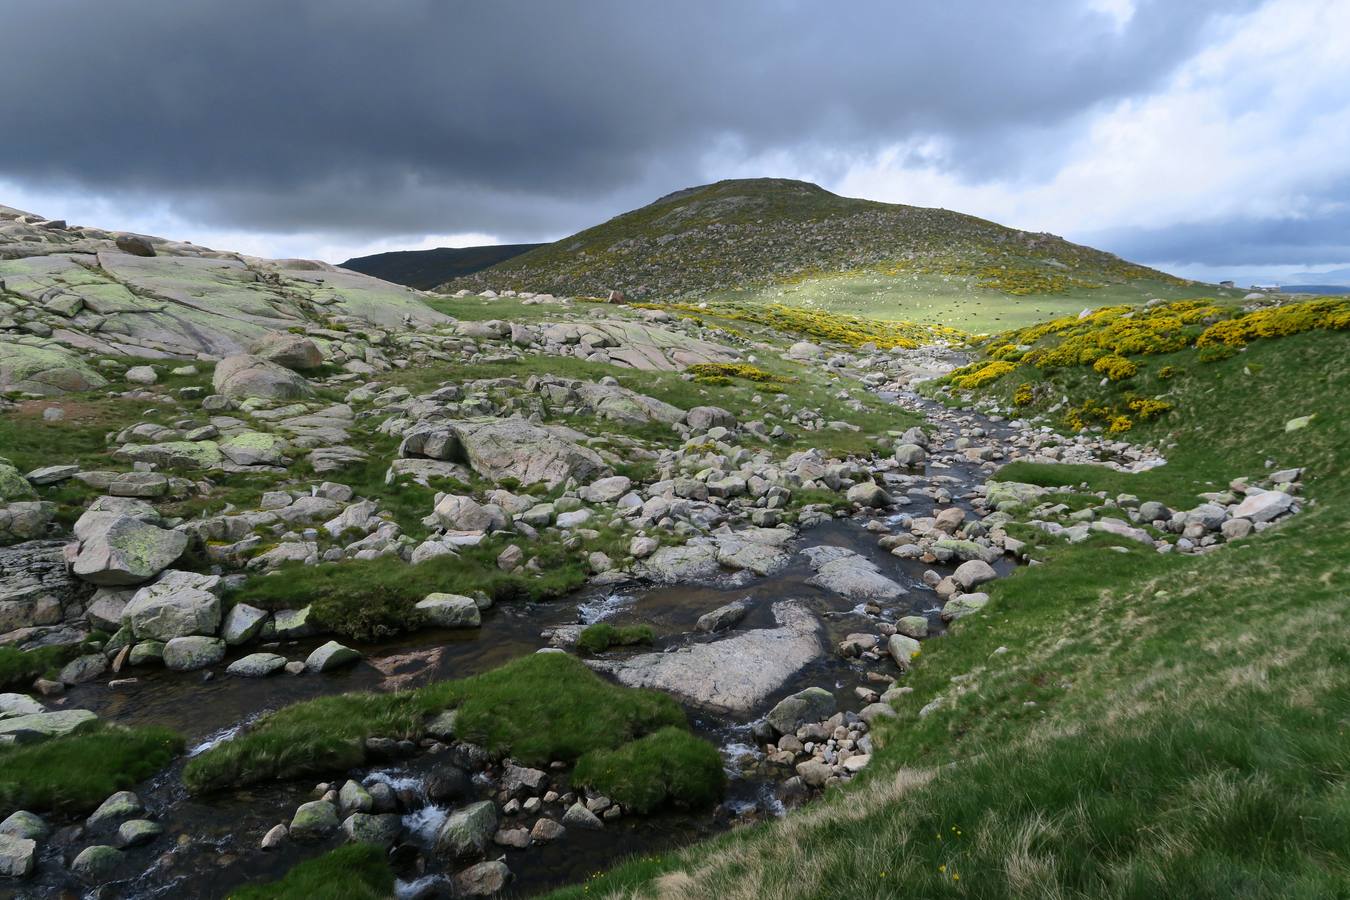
[802, 546, 905, 602]
[250, 332, 324, 371]
[589, 601, 822, 713]
[0, 205, 450, 396]
[212, 354, 315, 402]
[69, 497, 187, 586]
[402, 417, 608, 488]
[0, 540, 94, 648]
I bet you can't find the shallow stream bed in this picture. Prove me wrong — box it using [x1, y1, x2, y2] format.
[13, 393, 1024, 898]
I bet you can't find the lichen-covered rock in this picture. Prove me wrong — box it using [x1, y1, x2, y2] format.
[453, 860, 512, 897]
[0, 339, 108, 396]
[70, 844, 123, 882]
[71, 500, 187, 586]
[221, 603, 268, 645]
[0, 462, 37, 502]
[289, 800, 339, 840]
[0, 709, 98, 743]
[435, 800, 498, 860]
[86, 791, 142, 827]
[162, 636, 226, 671]
[0, 501, 55, 544]
[766, 687, 836, 735]
[250, 332, 324, 371]
[403, 417, 607, 488]
[219, 432, 290, 467]
[341, 813, 401, 848]
[432, 495, 507, 533]
[305, 641, 360, 672]
[415, 594, 481, 628]
[116, 819, 164, 848]
[212, 354, 314, 402]
[122, 571, 222, 640]
[226, 652, 288, 678]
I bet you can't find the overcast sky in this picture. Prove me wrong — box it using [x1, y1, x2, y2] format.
[3, 0, 1347, 282]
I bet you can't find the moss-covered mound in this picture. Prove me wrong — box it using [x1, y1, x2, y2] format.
[184, 652, 688, 793]
[573, 726, 726, 814]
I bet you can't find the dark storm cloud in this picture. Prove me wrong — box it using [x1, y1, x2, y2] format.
[1085, 204, 1350, 269]
[2, 0, 1253, 242]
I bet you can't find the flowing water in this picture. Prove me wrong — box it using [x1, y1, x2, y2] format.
[11, 393, 1024, 898]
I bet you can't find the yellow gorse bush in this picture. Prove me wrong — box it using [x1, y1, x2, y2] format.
[950, 360, 1018, 390]
[1194, 298, 1350, 347]
[635, 301, 967, 349]
[1092, 355, 1138, 381]
[684, 362, 792, 384]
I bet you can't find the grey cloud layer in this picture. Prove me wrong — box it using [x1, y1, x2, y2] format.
[3, 0, 1256, 246]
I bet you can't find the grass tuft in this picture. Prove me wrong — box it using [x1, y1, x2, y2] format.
[229, 844, 394, 900]
[576, 623, 655, 654]
[0, 725, 183, 815]
[573, 726, 726, 814]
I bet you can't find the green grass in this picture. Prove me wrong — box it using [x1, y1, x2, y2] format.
[994, 329, 1350, 509]
[236, 541, 592, 641]
[718, 270, 1231, 334]
[184, 653, 686, 793]
[573, 726, 726, 814]
[0, 644, 73, 689]
[0, 725, 183, 815]
[542, 328, 1350, 899]
[229, 844, 394, 900]
[576, 623, 656, 654]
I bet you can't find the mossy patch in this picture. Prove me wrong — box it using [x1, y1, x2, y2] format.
[184, 653, 686, 792]
[572, 726, 726, 813]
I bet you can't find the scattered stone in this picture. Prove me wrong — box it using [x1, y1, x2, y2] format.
[305, 641, 361, 672]
[87, 791, 142, 827]
[951, 559, 997, 591]
[416, 594, 482, 628]
[341, 813, 402, 848]
[767, 687, 836, 735]
[260, 824, 288, 850]
[561, 801, 603, 831]
[0, 833, 36, 878]
[435, 800, 498, 859]
[227, 653, 288, 678]
[453, 860, 512, 897]
[695, 600, 749, 633]
[0, 811, 49, 841]
[116, 819, 164, 848]
[289, 800, 339, 840]
[163, 636, 226, 671]
[70, 844, 122, 882]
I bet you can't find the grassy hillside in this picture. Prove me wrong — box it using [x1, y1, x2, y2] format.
[340, 242, 540, 289]
[545, 304, 1350, 898]
[720, 268, 1225, 334]
[442, 179, 1208, 317]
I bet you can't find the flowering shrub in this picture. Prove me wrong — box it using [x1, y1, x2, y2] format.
[685, 363, 791, 384]
[1194, 298, 1350, 347]
[1092, 355, 1138, 381]
[1013, 383, 1035, 406]
[637, 302, 966, 350]
[1127, 397, 1173, 421]
[949, 360, 1018, 390]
